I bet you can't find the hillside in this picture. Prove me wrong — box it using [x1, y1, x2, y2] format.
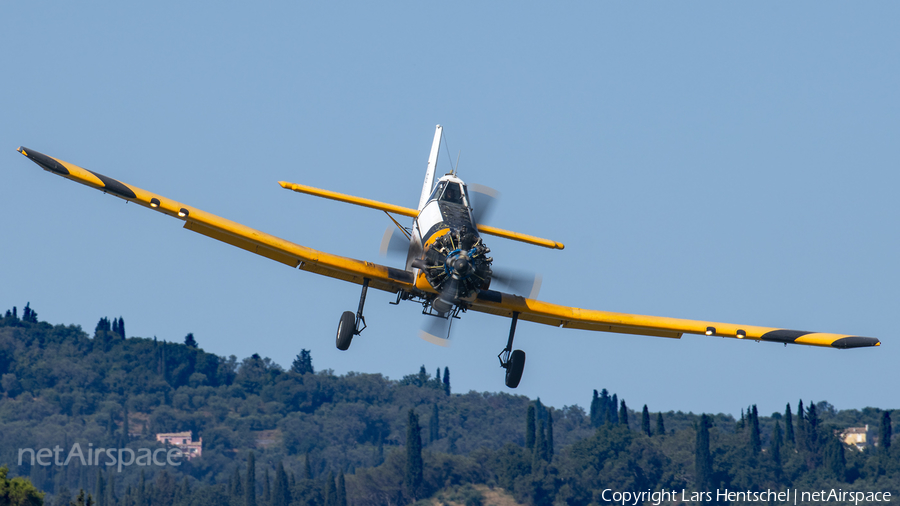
[0, 305, 898, 506]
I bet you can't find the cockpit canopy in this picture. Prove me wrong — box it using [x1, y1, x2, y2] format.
[429, 179, 470, 207]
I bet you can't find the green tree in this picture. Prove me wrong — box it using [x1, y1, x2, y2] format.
[619, 400, 628, 427]
[695, 414, 713, 491]
[0, 465, 44, 506]
[273, 461, 290, 506]
[772, 420, 783, 468]
[184, 333, 198, 348]
[117, 316, 125, 338]
[750, 404, 761, 456]
[824, 436, 846, 480]
[405, 409, 423, 501]
[599, 389, 610, 425]
[443, 366, 450, 395]
[429, 403, 439, 443]
[290, 350, 314, 374]
[656, 412, 665, 436]
[784, 403, 795, 445]
[610, 394, 618, 424]
[336, 470, 347, 506]
[245, 451, 257, 506]
[526, 404, 536, 450]
[590, 390, 600, 428]
[547, 409, 554, 462]
[881, 410, 892, 453]
[324, 471, 336, 506]
[641, 405, 651, 436]
[533, 420, 546, 468]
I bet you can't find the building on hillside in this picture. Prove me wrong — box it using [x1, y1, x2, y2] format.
[837, 425, 869, 450]
[156, 431, 202, 459]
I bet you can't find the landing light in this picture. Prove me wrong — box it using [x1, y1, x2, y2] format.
[705, 327, 715, 336]
[178, 208, 189, 218]
[150, 198, 160, 208]
[736, 329, 746, 339]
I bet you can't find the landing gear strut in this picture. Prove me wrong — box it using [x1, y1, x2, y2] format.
[336, 278, 369, 351]
[498, 312, 526, 388]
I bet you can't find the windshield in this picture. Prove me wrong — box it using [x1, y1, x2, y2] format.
[440, 182, 465, 205]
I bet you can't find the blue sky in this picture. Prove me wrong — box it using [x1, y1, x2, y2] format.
[2, 2, 897, 418]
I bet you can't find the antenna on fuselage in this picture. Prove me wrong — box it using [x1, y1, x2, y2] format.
[453, 150, 460, 176]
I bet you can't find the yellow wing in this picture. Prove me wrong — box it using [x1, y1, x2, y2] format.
[17, 147, 415, 294]
[279, 181, 565, 250]
[468, 289, 880, 349]
[18, 147, 882, 350]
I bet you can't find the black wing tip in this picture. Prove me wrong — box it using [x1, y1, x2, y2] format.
[17, 146, 69, 175]
[832, 336, 881, 349]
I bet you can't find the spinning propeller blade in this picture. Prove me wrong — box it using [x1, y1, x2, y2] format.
[379, 226, 409, 259]
[491, 268, 542, 299]
[469, 183, 499, 226]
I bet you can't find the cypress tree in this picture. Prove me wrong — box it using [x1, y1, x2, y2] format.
[112, 318, 119, 337]
[796, 400, 806, 451]
[245, 451, 257, 506]
[273, 461, 290, 506]
[95, 469, 105, 506]
[118, 316, 125, 338]
[590, 390, 600, 428]
[695, 414, 713, 491]
[600, 389, 610, 425]
[231, 466, 243, 503]
[337, 470, 347, 506]
[619, 400, 628, 427]
[784, 404, 795, 444]
[107, 469, 117, 506]
[303, 453, 312, 480]
[750, 404, 761, 456]
[405, 409, 423, 500]
[429, 403, 439, 443]
[324, 471, 336, 506]
[806, 402, 819, 454]
[443, 366, 450, 395]
[825, 437, 846, 480]
[772, 420, 783, 467]
[656, 412, 666, 436]
[184, 333, 198, 348]
[642, 405, 651, 436]
[533, 420, 546, 468]
[263, 468, 270, 505]
[611, 394, 619, 424]
[525, 404, 536, 450]
[547, 409, 554, 462]
[535, 398, 545, 424]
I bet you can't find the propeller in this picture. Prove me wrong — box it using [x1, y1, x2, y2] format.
[379, 226, 409, 259]
[468, 183, 499, 225]
[490, 267, 542, 299]
[419, 313, 452, 346]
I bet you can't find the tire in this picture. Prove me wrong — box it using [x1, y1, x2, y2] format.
[505, 349, 526, 388]
[336, 311, 356, 351]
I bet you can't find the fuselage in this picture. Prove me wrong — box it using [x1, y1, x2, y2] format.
[410, 174, 493, 307]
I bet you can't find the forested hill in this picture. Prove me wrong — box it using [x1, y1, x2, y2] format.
[0, 305, 898, 506]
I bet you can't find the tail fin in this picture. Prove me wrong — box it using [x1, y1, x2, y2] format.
[418, 125, 443, 210]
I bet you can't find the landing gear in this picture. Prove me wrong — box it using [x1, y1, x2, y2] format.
[498, 312, 526, 388]
[336, 278, 369, 351]
[336, 311, 355, 350]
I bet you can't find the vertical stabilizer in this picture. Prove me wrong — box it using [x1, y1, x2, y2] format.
[418, 125, 443, 210]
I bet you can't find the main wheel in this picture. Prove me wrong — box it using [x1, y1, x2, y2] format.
[336, 311, 355, 351]
[505, 349, 526, 388]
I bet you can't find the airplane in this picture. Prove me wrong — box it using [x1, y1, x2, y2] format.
[16, 125, 881, 389]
